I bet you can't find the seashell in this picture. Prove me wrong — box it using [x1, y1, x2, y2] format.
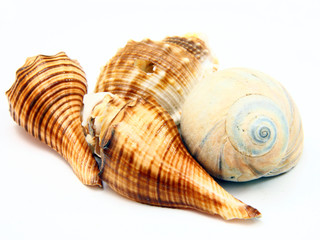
[6, 52, 101, 186]
[82, 93, 261, 220]
[94, 34, 218, 124]
[180, 68, 304, 182]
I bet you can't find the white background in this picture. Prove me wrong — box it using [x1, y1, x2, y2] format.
[1, 0, 320, 239]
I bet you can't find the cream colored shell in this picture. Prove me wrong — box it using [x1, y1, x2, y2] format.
[180, 68, 303, 182]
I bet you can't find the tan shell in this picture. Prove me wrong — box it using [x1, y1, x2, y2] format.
[94, 34, 218, 124]
[181, 68, 304, 182]
[84, 94, 261, 220]
[6, 52, 101, 186]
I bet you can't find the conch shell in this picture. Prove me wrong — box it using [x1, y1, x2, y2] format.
[82, 93, 261, 220]
[94, 34, 218, 124]
[6, 52, 101, 186]
[180, 68, 304, 182]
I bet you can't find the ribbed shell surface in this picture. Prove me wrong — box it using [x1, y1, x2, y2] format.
[6, 52, 101, 186]
[94, 36, 213, 124]
[98, 96, 261, 220]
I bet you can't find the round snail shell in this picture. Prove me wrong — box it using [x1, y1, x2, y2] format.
[180, 68, 303, 182]
[94, 34, 218, 124]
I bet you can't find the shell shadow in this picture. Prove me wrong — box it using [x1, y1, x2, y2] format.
[215, 171, 287, 191]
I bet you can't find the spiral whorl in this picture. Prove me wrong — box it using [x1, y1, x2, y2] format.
[181, 68, 303, 181]
[226, 95, 289, 158]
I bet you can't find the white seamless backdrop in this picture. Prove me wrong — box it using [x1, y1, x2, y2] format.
[1, 1, 319, 240]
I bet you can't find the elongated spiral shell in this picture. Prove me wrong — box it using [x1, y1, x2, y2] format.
[181, 68, 303, 182]
[83, 93, 261, 220]
[6, 52, 101, 186]
[94, 34, 218, 124]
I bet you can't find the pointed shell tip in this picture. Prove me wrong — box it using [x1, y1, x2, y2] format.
[246, 205, 262, 219]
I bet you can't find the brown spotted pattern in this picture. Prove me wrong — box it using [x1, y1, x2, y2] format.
[6, 52, 101, 186]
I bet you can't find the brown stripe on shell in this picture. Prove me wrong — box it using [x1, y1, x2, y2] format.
[9, 55, 84, 112]
[98, 96, 261, 220]
[6, 52, 101, 187]
[94, 35, 214, 124]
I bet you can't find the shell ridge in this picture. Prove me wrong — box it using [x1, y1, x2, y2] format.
[16, 70, 86, 126]
[14, 54, 63, 85]
[42, 99, 81, 144]
[29, 91, 83, 136]
[57, 114, 80, 156]
[13, 60, 84, 110]
[47, 99, 81, 149]
[40, 100, 80, 142]
[6, 52, 101, 186]
[31, 86, 85, 134]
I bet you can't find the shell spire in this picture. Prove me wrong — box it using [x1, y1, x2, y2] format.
[6, 52, 101, 186]
[83, 94, 261, 220]
[94, 34, 218, 124]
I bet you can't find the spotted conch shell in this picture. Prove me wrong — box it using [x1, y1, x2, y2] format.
[94, 34, 218, 124]
[181, 68, 304, 182]
[6, 52, 101, 186]
[82, 93, 261, 220]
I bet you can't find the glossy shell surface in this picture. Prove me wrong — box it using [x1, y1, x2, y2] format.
[181, 68, 303, 181]
[6, 52, 101, 186]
